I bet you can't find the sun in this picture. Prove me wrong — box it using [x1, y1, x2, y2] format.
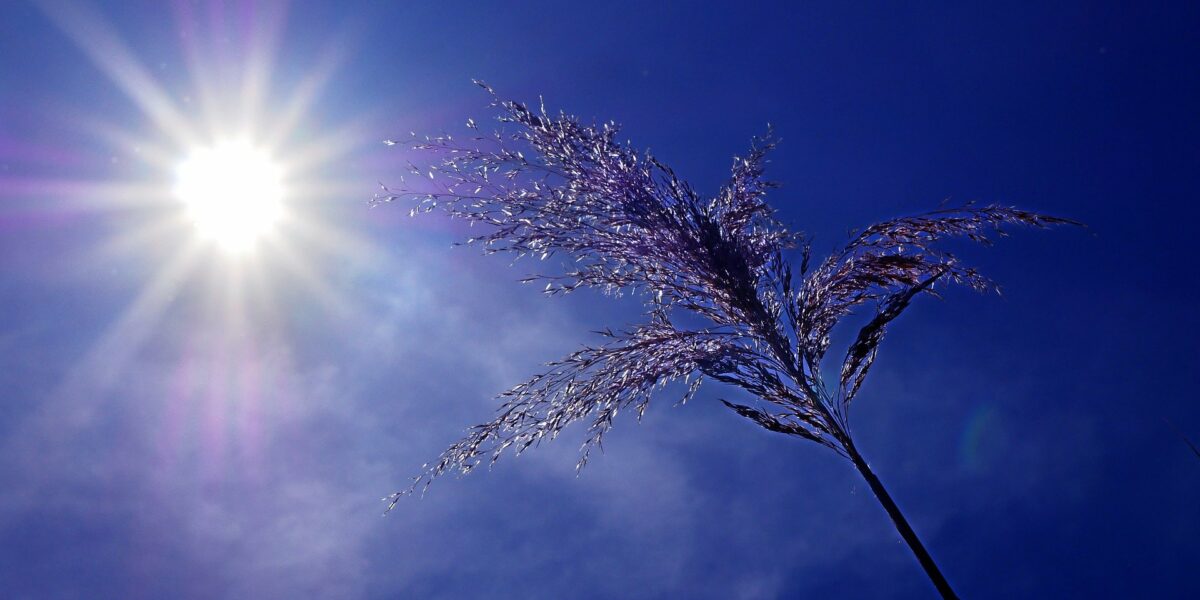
[174, 140, 284, 252]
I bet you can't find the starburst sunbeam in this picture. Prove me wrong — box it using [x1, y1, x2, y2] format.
[25, 0, 384, 464]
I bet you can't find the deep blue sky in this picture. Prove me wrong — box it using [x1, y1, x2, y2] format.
[1, 1, 1198, 598]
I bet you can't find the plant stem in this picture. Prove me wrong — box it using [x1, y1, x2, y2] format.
[844, 440, 959, 599]
[765, 331, 957, 597]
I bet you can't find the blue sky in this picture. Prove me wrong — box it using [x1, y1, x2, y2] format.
[1, 1, 1198, 598]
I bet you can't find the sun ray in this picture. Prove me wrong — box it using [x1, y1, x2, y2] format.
[258, 14, 371, 150]
[75, 115, 183, 172]
[261, 233, 359, 321]
[53, 244, 201, 410]
[260, 44, 349, 149]
[236, 3, 290, 132]
[0, 177, 166, 210]
[283, 198, 379, 263]
[282, 117, 376, 176]
[171, 0, 223, 135]
[37, 0, 197, 146]
[90, 210, 190, 264]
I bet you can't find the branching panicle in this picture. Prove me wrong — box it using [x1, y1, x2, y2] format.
[382, 87, 1079, 510]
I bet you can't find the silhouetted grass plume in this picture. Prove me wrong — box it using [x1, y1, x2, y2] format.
[377, 82, 1080, 598]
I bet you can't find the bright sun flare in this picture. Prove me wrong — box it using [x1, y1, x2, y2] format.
[174, 140, 284, 252]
